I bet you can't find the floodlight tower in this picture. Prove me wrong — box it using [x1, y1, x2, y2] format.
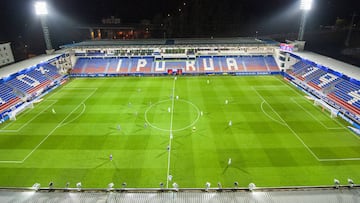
[298, 0, 313, 41]
[34, 1, 54, 54]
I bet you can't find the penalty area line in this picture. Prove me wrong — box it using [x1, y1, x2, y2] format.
[291, 98, 345, 130]
[20, 89, 97, 163]
[0, 89, 97, 164]
[253, 87, 321, 162]
[0, 100, 58, 132]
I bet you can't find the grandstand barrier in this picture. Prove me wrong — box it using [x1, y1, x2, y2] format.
[70, 71, 282, 77]
[338, 113, 360, 129]
[348, 126, 360, 136]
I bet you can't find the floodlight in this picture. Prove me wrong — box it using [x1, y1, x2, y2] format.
[334, 179, 340, 189]
[348, 179, 354, 188]
[34, 1, 53, 52]
[298, 0, 313, 40]
[300, 0, 312, 10]
[76, 182, 82, 191]
[35, 1, 48, 15]
[107, 182, 114, 191]
[205, 182, 211, 192]
[32, 183, 41, 191]
[248, 183, 256, 192]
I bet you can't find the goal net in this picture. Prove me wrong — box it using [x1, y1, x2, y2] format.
[314, 99, 339, 118]
[9, 102, 34, 121]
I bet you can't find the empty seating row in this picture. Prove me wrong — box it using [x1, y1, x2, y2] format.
[289, 61, 312, 81]
[41, 64, 62, 79]
[333, 81, 360, 109]
[71, 56, 281, 74]
[0, 84, 20, 113]
[292, 61, 311, 75]
[0, 84, 15, 103]
[310, 73, 341, 89]
[264, 56, 279, 71]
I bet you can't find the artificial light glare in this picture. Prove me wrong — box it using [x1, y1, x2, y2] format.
[300, 0, 313, 10]
[35, 1, 48, 15]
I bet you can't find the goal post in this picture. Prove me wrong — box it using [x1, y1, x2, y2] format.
[9, 112, 16, 121]
[9, 102, 34, 121]
[314, 99, 339, 118]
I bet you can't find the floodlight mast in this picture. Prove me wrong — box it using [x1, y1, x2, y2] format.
[298, 0, 313, 41]
[35, 1, 53, 53]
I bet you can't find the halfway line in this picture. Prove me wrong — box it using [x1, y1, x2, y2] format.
[166, 77, 176, 188]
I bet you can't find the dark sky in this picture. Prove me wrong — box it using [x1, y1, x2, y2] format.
[0, 0, 358, 54]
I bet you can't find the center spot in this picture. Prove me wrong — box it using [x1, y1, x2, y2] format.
[144, 99, 200, 132]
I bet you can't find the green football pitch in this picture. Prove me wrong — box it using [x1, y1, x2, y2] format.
[0, 76, 360, 189]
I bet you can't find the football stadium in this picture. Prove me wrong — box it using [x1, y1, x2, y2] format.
[1, 37, 360, 201]
[1, 1, 360, 203]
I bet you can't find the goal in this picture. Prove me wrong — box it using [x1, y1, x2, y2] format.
[314, 99, 339, 118]
[9, 102, 34, 121]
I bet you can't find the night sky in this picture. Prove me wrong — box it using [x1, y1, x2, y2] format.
[0, 0, 358, 58]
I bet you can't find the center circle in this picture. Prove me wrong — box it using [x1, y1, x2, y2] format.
[144, 99, 200, 132]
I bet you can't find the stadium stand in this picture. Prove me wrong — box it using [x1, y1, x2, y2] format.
[0, 59, 63, 121]
[264, 56, 279, 71]
[105, 58, 117, 73]
[83, 58, 107, 74]
[6, 68, 53, 95]
[288, 59, 360, 116]
[290, 61, 311, 80]
[71, 55, 279, 75]
[41, 63, 63, 80]
[71, 58, 88, 74]
[197, 56, 221, 72]
[219, 56, 245, 72]
[308, 73, 341, 90]
[243, 56, 268, 72]
[107, 58, 130, 73]
[0, 83, 20, 114]
[129, 57, 153, 73]
[328, 80, 360, 115]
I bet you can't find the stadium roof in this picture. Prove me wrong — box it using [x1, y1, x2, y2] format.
[60, 38, 279, 48]
[294, 51, 360, 81]
[0, 53, 62, 80]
